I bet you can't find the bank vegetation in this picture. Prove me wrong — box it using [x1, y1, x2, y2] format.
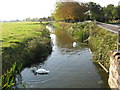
[53, 22, 117, 70]
[1, 22, 52, 89]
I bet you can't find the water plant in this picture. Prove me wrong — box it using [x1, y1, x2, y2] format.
[1, 62, 22, 89]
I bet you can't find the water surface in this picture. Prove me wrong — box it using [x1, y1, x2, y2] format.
[16, 25, 109, 88]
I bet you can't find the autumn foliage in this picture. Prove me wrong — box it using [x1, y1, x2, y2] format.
[52, 2, 89, 22]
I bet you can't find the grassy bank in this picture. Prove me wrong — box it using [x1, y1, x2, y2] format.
[89, 23, 117, 69]
[53, 22, 90, 43]
[1, 22, 52, 89]
[2, 22, 52, 71]
[53, 22, 117, 70]
[2, 22, 48, 47]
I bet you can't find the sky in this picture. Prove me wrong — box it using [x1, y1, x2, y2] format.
[0, 0, 120, 21]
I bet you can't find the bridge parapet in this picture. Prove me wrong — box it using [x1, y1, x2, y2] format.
[118, 27, 120, 51]
[108, 51, 120, 89]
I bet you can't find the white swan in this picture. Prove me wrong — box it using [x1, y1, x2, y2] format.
[88, 49, 92, 54]
[73, 42, 77, 47]
[31, 67, 49, 74]
[36, 69, 49, 74]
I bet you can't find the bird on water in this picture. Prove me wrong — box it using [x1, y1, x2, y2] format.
[31, 67, 49, 75]
[73, 42, 77, 47]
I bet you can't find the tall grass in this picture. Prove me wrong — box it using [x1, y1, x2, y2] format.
[72, 23, 117, 69]
[69, 23, 90, 43]
[53, 22, 90, 43]
[1, 62, 22, 89]
[89, 23, 117, 69]
[53, 22, 73, 30]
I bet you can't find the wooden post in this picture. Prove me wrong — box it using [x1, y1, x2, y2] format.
[117, 26, 120, 52]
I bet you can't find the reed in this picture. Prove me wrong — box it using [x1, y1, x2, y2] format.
[1, 62, 22, 89]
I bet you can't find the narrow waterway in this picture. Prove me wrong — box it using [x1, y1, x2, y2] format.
[16, 25, 109, 88]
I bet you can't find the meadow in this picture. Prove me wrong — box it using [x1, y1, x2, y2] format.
[1, 22, 48, 47]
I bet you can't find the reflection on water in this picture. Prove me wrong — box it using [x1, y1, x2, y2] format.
[55, 29, 74, 48]
[16, 25, 109, 88]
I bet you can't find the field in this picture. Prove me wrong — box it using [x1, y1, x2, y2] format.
[1, 22, 48, 48]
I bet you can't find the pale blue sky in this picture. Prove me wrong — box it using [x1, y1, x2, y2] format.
[0, 0, 119, 21]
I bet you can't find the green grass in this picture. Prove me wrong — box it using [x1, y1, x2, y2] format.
[53, 22, 73, 30]
[1, 62, 22, 89]
[53, 22, 89, 43]
[1, 22, 48, 48]
[1, 22, 52, 89]
[2, 22, 52, 70]
[89, 23, 117, 69]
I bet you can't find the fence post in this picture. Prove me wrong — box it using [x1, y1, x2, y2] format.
[117, 26, 120, 52]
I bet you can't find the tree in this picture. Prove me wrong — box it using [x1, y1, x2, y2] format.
[112, 6, 120, 20]
[103, 4, 115, 21]
[52, 2, 89, 22]
[85, 2, 104, 22]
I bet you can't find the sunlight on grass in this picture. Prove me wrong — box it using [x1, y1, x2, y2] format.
[1, 22, 47, 48]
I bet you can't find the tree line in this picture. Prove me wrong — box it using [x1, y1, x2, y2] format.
[1, 17, 54, 22]
[23, 17, 54, 22]
[52, 1, 120, 23]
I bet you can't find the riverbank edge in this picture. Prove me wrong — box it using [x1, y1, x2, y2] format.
[52, 22, 117, 70]
[1, 22, 52, 89]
